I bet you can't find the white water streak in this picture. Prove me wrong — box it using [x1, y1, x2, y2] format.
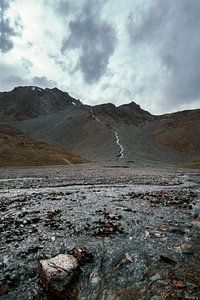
[114, 131, 124, 159]
[90, 107, 124, 159]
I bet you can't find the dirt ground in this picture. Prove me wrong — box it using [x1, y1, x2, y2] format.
[0, 163, 200, 299]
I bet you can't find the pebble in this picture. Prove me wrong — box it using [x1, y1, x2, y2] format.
[150, 273, 161, 282]
[0, 168, 199, 299]
[150, 296, 161, 300]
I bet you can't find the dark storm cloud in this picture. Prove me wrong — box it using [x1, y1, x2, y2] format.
[61, 0, 117, 84]
[0, 0, 14, 52]
[0, 0, 21, 53]
[128, 0, 200, 108]
[32, 76, 57, 87]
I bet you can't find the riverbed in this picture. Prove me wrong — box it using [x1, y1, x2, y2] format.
[0, 164, 199, 299]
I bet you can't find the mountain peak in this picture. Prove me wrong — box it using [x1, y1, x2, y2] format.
[0, 85, 82, 121]
[45, 87, 61, 92]
[13, 86, 44, 92]
[119, 101, 142, 110]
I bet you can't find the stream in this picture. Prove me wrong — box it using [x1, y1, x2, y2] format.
[0, 165, 199, 299]
[90, 108, 125, 160]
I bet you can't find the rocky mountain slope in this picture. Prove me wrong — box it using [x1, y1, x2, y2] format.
[0, 86, 199, 164]
[91, 102, 154, 125]
[152, 110, 200, 160]
[0, 125, 88, 166]
[0, 86, 82, 121]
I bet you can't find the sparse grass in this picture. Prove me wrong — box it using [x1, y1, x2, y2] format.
[0, 125, 89, 166]
[153, 114, 200, 157]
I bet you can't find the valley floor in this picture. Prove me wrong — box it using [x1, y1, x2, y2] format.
[0, 163, 200, 299]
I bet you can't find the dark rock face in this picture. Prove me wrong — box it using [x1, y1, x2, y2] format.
[92, 101, 154, 125]
[0, 86, 82, 121]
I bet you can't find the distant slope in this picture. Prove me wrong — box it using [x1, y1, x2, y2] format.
[15, 107, 118, 162]
[0, 86, 199, 164]
[92, 102, 154, 125]
[15, 106, 189, 164]
[0, 125, 88, 166]
[152, 109, 200, 160]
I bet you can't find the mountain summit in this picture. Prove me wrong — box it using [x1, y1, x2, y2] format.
[0, 86, 199, 164]
[0, 86, 82, 121]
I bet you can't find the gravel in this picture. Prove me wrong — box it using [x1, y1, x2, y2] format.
[0, 164, 199, 299]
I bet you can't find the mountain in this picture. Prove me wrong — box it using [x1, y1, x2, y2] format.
[0, 86, 199, 165]
[152, 109, 200, 161]
[0, 125, 88, 166]
[91, 102, 154, 125]
[0, 86, 82, 121]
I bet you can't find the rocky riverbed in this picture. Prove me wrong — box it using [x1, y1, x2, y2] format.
[0, 164, 200, 299]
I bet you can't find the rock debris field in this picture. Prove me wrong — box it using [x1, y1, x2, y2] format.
[0, 164, 200, 299]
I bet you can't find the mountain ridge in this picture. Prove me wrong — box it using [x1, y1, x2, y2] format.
[0, 86, 82, 121]
[0, 85, 199, 119]
[0, 86, 199, 164]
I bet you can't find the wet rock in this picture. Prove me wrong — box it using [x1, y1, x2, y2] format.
[39, 254, 80, 299]
[159, 255, 177, 265]
[31, 216, 40, 223]
[92, 210, 124, 236]
[0, 167, 200, 299]
[104, 211, 122, 220]
[130, 189, 197, 209]
[150, 273, 161, 282]
[18, 245, 43, 258]
[181, 248, 194, 255]
[150, 296, 161, 300]
[68, 248, 94, 266]
[192, 220, 200, 228]
[192, 213, 199, 219]
[0, 285, 9, 296]
[169, 226, 186, 234]
[123, 207, 134, 212]
[94, 220, 124, 236]
[171, 279, 186, 288]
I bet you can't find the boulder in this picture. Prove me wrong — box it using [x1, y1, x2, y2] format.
[39, 254, 80, 299]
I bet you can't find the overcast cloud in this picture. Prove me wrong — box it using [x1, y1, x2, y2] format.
[0, 0, 200, 114]
[61, 0, 117, 83]
[0, 0, 21, 52]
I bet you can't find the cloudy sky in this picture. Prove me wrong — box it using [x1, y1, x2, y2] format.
[1, 0, 200, 114]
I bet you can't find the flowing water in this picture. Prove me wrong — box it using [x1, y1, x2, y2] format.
[0, 165, 199, 299]
[90, 108, 125, 160]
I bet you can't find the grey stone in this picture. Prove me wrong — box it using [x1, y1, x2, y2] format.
[39, 254, 79, 298]
[151, 296, 161, 300]
[150, 273, 161, 282]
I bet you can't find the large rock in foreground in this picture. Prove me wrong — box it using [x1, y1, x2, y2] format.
[39, 254, 80, 299]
